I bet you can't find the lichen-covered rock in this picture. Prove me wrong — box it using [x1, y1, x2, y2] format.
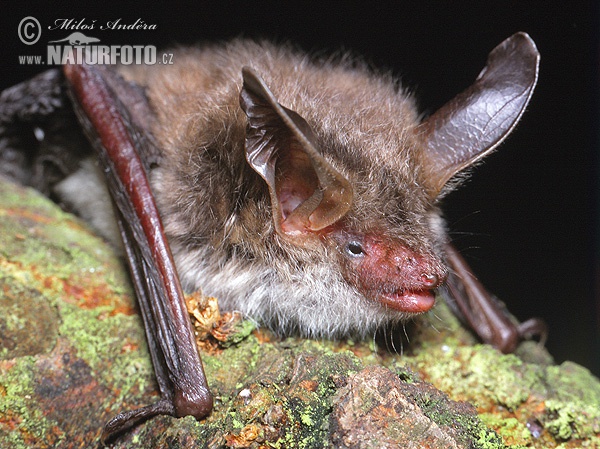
[329, 365, 500, 449]
[0, 177, 599, 448]
[0, 178, 153, 448]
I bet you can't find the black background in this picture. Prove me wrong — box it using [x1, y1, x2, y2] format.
[1, 1, 598, 375]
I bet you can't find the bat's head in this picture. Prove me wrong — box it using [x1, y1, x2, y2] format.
[235, 33, 538, 334]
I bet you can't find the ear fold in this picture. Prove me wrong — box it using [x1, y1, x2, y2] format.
[418, 32, 540, 196]
[239, 67, 353, 243]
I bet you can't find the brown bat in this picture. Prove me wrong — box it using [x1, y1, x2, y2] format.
[0, 33, 546, 442]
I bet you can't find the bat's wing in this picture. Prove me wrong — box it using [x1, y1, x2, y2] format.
[62, 62, 212, 442]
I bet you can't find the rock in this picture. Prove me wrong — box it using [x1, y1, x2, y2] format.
[330, 365, 493, 449]
[0, 177, 599, 448]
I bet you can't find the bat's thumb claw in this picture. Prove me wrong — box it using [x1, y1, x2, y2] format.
[100, 400, 174, 445]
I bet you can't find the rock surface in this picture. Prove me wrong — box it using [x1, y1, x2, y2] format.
[0, 178, 599, 448]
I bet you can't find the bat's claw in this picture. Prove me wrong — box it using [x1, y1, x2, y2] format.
[101, 400, 174, 445]
[517, 317, 548, 346]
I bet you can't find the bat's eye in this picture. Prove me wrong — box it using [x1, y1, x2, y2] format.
[345, 241, 365, 258]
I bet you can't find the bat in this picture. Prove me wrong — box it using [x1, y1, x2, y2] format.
[0, 33, 546, 442]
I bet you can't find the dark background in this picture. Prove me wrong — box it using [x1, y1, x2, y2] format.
[1, 1, 598, 375]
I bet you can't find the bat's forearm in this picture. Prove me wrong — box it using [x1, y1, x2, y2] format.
[63, 59, 212, 443]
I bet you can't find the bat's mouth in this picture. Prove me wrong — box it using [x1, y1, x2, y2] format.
[377, 289, 436, 313]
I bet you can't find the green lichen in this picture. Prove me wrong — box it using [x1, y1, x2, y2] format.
[201, 334, 265, 394]
[475, 426, 511, 449]
[479, 413, 532, 447]
[0, 356, 61, 448]
[217, 318, 257, 348]
[0, 275, 60, 359]
[408, 342, 541, 410]
[546, 362, 600, 405]
[468, 348, 539, 410]
[0, 182, 64, 219]
[405, 382, 506, 449]
[543, 399, 600, 440]
[538, 362, 600, 441]
[0, 180, 130, 297]
[57, 303, 153, 398]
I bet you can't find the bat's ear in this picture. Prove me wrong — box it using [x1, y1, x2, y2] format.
[418, 32, 539, 197]
[240, 67, 353, 244]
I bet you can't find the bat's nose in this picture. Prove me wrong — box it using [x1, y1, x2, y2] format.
[392, 249, 446, 290]
[421, 273, 439, 287]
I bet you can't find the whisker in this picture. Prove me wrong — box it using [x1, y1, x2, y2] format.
[389, 327, 398, 355]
